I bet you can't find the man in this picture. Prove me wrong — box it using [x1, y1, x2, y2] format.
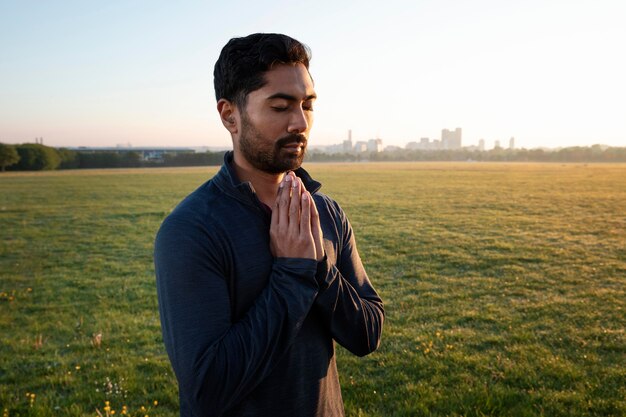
[155, 33, 384, 417]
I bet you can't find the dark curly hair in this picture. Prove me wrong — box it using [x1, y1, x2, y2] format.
[213, 33, 311, 109]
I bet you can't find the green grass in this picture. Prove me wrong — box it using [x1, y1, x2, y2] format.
[1, 163, 624, 416]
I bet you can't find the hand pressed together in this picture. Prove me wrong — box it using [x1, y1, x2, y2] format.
[270, 171, 324, 261]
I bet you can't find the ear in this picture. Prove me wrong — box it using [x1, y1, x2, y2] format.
[217, 99, 239, 134]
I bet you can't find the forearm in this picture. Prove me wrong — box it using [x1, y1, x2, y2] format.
[313, 259, 384, 357]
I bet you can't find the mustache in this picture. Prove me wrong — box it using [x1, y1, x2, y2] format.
[275, 134, 307, 148]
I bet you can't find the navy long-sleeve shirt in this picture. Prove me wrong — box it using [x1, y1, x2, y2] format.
[154, 152, 384, 417]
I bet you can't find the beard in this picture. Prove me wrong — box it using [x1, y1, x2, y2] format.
[239, 112, 307, 174]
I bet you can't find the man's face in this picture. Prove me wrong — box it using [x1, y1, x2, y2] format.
[236, 63, 316, 174]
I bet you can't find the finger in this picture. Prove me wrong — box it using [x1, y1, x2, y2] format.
[278, 173, 292, 227]
[310, 194, 324, 260]
[310, 192, 320, 225]
[296, 176, 306, 199]
[300, 190, 312, 236]
[288, 173, 301, 235]
[299, 175, 309, 193]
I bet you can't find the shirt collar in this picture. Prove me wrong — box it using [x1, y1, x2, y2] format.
[214, 151, 322, 205]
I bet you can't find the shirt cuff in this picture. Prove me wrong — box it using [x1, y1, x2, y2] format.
[273, 257, 319, 288]
[314, 255, 331, 291]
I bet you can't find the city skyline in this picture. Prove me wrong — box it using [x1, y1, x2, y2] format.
[1, 1, 625, 150]
[39, 127, 601, 154]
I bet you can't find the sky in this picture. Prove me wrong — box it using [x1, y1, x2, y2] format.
[1, 0, 625, 150]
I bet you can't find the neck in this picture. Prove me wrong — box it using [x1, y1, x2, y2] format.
[232, 152, 285, 208]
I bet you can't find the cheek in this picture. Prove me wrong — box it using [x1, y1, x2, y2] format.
[246, 112, 280, 133]
[258, 113, 291, 135]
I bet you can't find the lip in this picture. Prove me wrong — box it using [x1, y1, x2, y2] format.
[282, 143, 303, 151]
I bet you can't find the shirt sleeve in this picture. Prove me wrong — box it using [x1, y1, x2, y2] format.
[313, 201, 385, 357]
[154, 216, 319, 416]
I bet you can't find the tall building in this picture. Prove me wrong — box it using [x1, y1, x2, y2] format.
[478, 138, 485, 151]
[343, 130, 353, 152]
[494, 140, 501, 149]
[367, 138, 383, 152]
[509, 137, 515, 150]
[441, 128, 462, 149]
[354, 141, 368, 152]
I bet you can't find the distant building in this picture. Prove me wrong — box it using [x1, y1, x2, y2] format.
[494, 140, 501, 150]
[367, 138, 383, 153]
[509, 137, 515, 150]
[478, 138, 485, 152]
[354, 141, 368, 152]
[441, 128, 462, 149]
[343, 129, 353, 152]
[406, 137, 443, 151]
[419, 137, 437, 150]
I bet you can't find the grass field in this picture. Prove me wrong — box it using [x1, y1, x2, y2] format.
[1, 162, 625, 416]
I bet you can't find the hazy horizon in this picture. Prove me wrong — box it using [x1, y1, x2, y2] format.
[8, 137, 623, 152]
[1, 1, 625, 150]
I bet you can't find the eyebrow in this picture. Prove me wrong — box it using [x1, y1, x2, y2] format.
[266, 92, 317, 102]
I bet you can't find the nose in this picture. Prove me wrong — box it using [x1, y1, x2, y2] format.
[287, 107, 310, 134]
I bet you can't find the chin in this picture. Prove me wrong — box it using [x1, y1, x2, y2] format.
[279, 149, 306, 168]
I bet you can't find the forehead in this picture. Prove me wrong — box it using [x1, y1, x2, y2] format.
[256, 63, 315, 98]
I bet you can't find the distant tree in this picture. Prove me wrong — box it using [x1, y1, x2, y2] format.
[122, 151, 141, 167]
[0, 143, 21, 171]
[305, 152, 356, 162]
[12, 144, 61, 170]
[162, 151, 225, 167]
[57, 148, 79, 169]
[76, 152, 121, 169]
[603, 147, 626, 162]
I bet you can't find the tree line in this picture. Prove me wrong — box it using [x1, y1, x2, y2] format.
[1, 142, 625, 171]
[0, 143, 227, 171]
[308, 145, 626, 163]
